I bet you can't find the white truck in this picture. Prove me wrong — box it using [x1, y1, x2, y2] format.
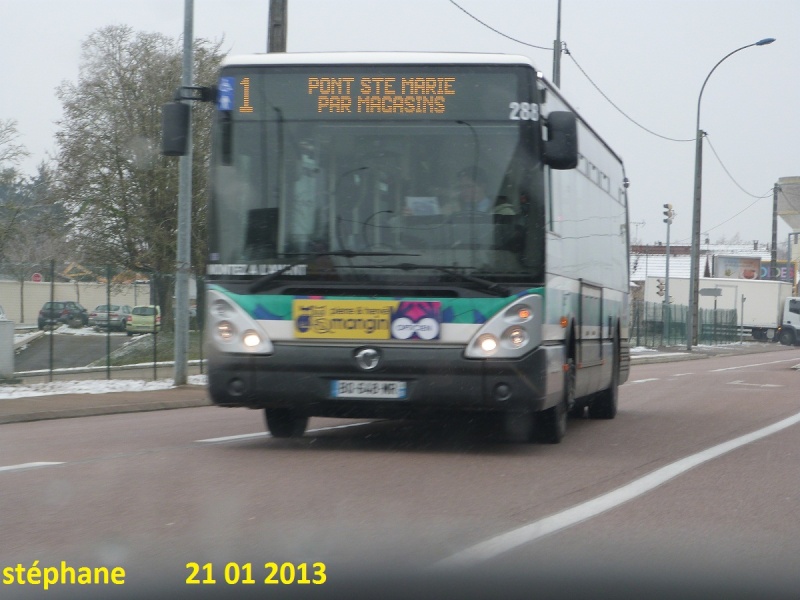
[778, 297, 800, 345]
[644, 276, 793, 341]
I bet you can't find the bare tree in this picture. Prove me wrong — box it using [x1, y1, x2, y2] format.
[0, 119, 31, 261]
[53, 25, 223, 322]
[0, 119, 28, 166]
[2, 164, 71, 321]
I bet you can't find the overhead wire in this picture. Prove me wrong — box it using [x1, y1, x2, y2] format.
[446, 0, 552, 50]
[446, 0, 778, 241]
[704, 135, 772, 200]
[447, 0, 692, 142]
[700, 193, 773, 234]
[565, 48, 694, 143]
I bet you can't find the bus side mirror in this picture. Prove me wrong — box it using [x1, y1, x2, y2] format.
[162, 101, 190, 156]
[543, 111, 578, 170]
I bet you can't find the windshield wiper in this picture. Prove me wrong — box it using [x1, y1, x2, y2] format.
[345, 262, 511, 297]
[248, 251, 420, 293]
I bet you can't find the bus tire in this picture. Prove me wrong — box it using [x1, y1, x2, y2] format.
[264, 408, 308, 438]
[535, 357, 574, 443]
[503, 411, 535, 443]
[589, 337, 619, 420]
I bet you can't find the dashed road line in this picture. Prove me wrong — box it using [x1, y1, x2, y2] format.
[711, 358, 800, 372]
[0, 462, 64, 473]
[195, 421, 374, 444]
[728, 380, 783, 388]
[196, 432, 267, 444]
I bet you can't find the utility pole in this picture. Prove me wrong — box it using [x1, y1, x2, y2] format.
[174, 0, 194, 386]
[687, 38, 775, 351]
[552, 0, 562, 87]
[770, 183, 779, 279]
[268, 0, 288, 52]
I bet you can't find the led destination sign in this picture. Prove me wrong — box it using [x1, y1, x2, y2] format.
[219, 66, 530, 121]
[307, 76, 456, 114]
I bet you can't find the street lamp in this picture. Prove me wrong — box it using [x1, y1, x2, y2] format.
[686, 37, 775, 350]
[663, 204, 675, 342]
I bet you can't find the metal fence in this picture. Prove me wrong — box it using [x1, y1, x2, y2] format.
[7, 263, 207, 382]
[630, 300, 739, 348]
[7, 259, 747, 381]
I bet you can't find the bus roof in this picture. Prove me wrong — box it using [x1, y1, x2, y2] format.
[221, 51, 540, 69]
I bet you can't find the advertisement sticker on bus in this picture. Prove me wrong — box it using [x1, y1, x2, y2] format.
[292, 300, 441, 340]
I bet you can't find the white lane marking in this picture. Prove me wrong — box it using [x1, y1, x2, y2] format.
[0, 462, 64, 473]
[308, 422, 375, 434]
[435, 410, 800, 569]
[195, 421, 373, 444]
[196, 432, 267, 443]
[728, 380, 783, 388]
[629, 378, 659, 384]
[711, 358, 800, 372]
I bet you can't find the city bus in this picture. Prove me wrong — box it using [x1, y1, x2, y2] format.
[166, 52, 630, 443]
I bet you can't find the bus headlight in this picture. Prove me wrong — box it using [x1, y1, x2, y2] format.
[212, 298, 234, 318]
[242, 330, 261, 347]
[206, 289, 274, 354]
[478, 334, 499, 355]
[217, 320, 236, 341]
[503, 326, 529, 349]
[465, 294, 542, 359]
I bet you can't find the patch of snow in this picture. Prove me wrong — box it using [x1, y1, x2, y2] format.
[0, 375, 207, 400]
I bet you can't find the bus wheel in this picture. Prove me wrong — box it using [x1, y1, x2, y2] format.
[589, 343, 619, 420]
[534, 357, 574, 443]
[264, 408, 308, 438]
[534, 399, 567, 444]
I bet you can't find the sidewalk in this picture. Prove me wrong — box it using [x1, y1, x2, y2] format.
[0, 342, 795, 425]
[630, 340, 794, 364]
[0, 384, 211, 424]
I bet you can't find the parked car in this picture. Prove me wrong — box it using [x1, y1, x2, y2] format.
[89, 304, 132, 331]
[126, 305, 161, 335]
[37, 301, 89, 329]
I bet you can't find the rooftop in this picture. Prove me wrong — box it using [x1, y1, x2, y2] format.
[630, 243, 774, 281]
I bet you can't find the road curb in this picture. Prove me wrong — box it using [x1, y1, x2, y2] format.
[0, 384, 212, 425]
[0, 397, 213, 425]
[13, 329, 44, 351]
[632, 353, 709, 365]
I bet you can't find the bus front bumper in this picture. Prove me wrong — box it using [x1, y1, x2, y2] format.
[207, 343, 564, 419]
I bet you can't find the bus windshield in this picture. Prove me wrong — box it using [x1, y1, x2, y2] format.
[209, 65, 545, 289]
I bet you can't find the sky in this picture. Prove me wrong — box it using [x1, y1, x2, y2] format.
[2, 0, 799, 247]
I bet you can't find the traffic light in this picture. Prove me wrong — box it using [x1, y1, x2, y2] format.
[656, 278, 665, 296]
[663, 203, 674, 224]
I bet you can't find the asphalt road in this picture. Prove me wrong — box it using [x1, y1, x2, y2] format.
[2, 349, 800, 599]
[14, 330, 132, 372]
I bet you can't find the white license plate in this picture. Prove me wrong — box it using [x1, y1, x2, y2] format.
[332, 380, 407, 399]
